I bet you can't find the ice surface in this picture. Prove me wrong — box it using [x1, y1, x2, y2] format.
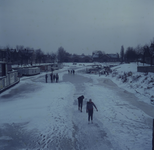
[0, 62, 153, 150]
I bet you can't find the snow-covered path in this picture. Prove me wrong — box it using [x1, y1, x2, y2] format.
[0, 67, 153, 150]
[82, 75, 152, 150]
[65, 72, 152, 150]
[63, 73, 114, 150]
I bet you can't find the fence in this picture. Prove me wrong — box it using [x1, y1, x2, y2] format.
[137, 66, 154, 73]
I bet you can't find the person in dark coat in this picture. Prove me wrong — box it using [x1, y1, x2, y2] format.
[78, 95, 84, 112]
[50, 73, 53, 82]
[53, 74, 56, 82]
[86, 99, 98, 123]
[55, 73, 59, 83]
[45, 74, 48, 83]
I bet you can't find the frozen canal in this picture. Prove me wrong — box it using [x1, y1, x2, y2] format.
[0, 69, 153, 150]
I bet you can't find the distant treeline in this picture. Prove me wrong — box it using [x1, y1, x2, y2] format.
[0, 46, 56, 66]
[0, 38, 154, 65]
[120, 40, 154, 65]
[0, 46, 92, 66]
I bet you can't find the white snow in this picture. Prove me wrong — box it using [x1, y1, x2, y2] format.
[0, 62, 153, 150]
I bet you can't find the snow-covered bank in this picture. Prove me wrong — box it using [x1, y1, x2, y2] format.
[75, 62, 154, 105]
[106, 63, 154, 105]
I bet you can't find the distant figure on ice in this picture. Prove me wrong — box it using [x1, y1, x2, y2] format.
[53, 74, 56, 82]
[86, 99, 98, 123]
[68, 70, 70, 73]
[50, 73, 53, 82]
[78, 95, 84, 112]
[55, 73, 59, 82]
[45, 74, 48, 83]
[72, 69, 75, 74]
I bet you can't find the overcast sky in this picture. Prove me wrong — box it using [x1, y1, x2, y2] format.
[0, 0, 154, 55]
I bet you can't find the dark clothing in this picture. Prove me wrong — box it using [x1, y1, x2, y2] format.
[72, 70, 75, 74]
[56, 74, 59, 82]
[88, 110, 93, 121]
[50, 73, 53, 82]
[45, 74, 48, 83]
[78, 95, 84, 112]
[86, 101, 98, 121]
[86, 101, 97, 111]
[53, 74, 56, 82]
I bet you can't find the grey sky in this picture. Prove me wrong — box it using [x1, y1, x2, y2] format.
[0, 0, 154, 55]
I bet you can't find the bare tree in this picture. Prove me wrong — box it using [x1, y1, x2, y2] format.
[149, 43, 154, 66]
[120, 45, 124, 63]
[50, 53, 56, 63]
[35, 49, 44, 64]
[57, 47, 67, 63]
[125, 47, 137, 62]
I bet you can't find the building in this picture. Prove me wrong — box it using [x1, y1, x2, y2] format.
[106, 54, 120, 62]
[92, 51, 120, 62]
[0, 61, 20, 93]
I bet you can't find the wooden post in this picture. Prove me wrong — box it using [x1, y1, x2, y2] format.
[153, 119, 154, 150]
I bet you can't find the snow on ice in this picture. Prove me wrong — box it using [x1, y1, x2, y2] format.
[0, 62, 153, 150]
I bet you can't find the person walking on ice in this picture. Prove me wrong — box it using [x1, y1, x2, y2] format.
[55, 73, 59, 83]
[86, 99, 98, 124]
[45, 74, 48, 83]
[78, 95, 84, 112]
[50, 73, 53, 82]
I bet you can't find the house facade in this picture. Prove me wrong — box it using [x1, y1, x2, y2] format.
[106, 54, 120, 62]
[92, 51, 120, 62]
[0, 61, 20, 93]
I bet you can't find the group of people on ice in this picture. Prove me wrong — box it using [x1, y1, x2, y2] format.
[99, 66, 112, 76]
[45, 73, 59, 83]
[78, 95, 98, 124]
[68, 69, 75, 74]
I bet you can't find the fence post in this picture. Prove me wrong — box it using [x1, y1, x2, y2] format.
[153, 119, 154, 150]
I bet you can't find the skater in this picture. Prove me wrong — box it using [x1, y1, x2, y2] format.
[55, 73, 59, 83]
[45, 74, 48, 83]
[86, 99, 98, 123]
[72, 69, 75, 75]
[50, 73, 53, 82]
[53, 74, 56, 82]
[78, 95, 84, 112]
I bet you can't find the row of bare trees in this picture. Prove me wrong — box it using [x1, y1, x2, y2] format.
[56, 47, 92, 63]
[0, 45, 91, 65]
[120, 40, 154, 66]
[1, 38, 154, 65]
[0, 46, 56, 66]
